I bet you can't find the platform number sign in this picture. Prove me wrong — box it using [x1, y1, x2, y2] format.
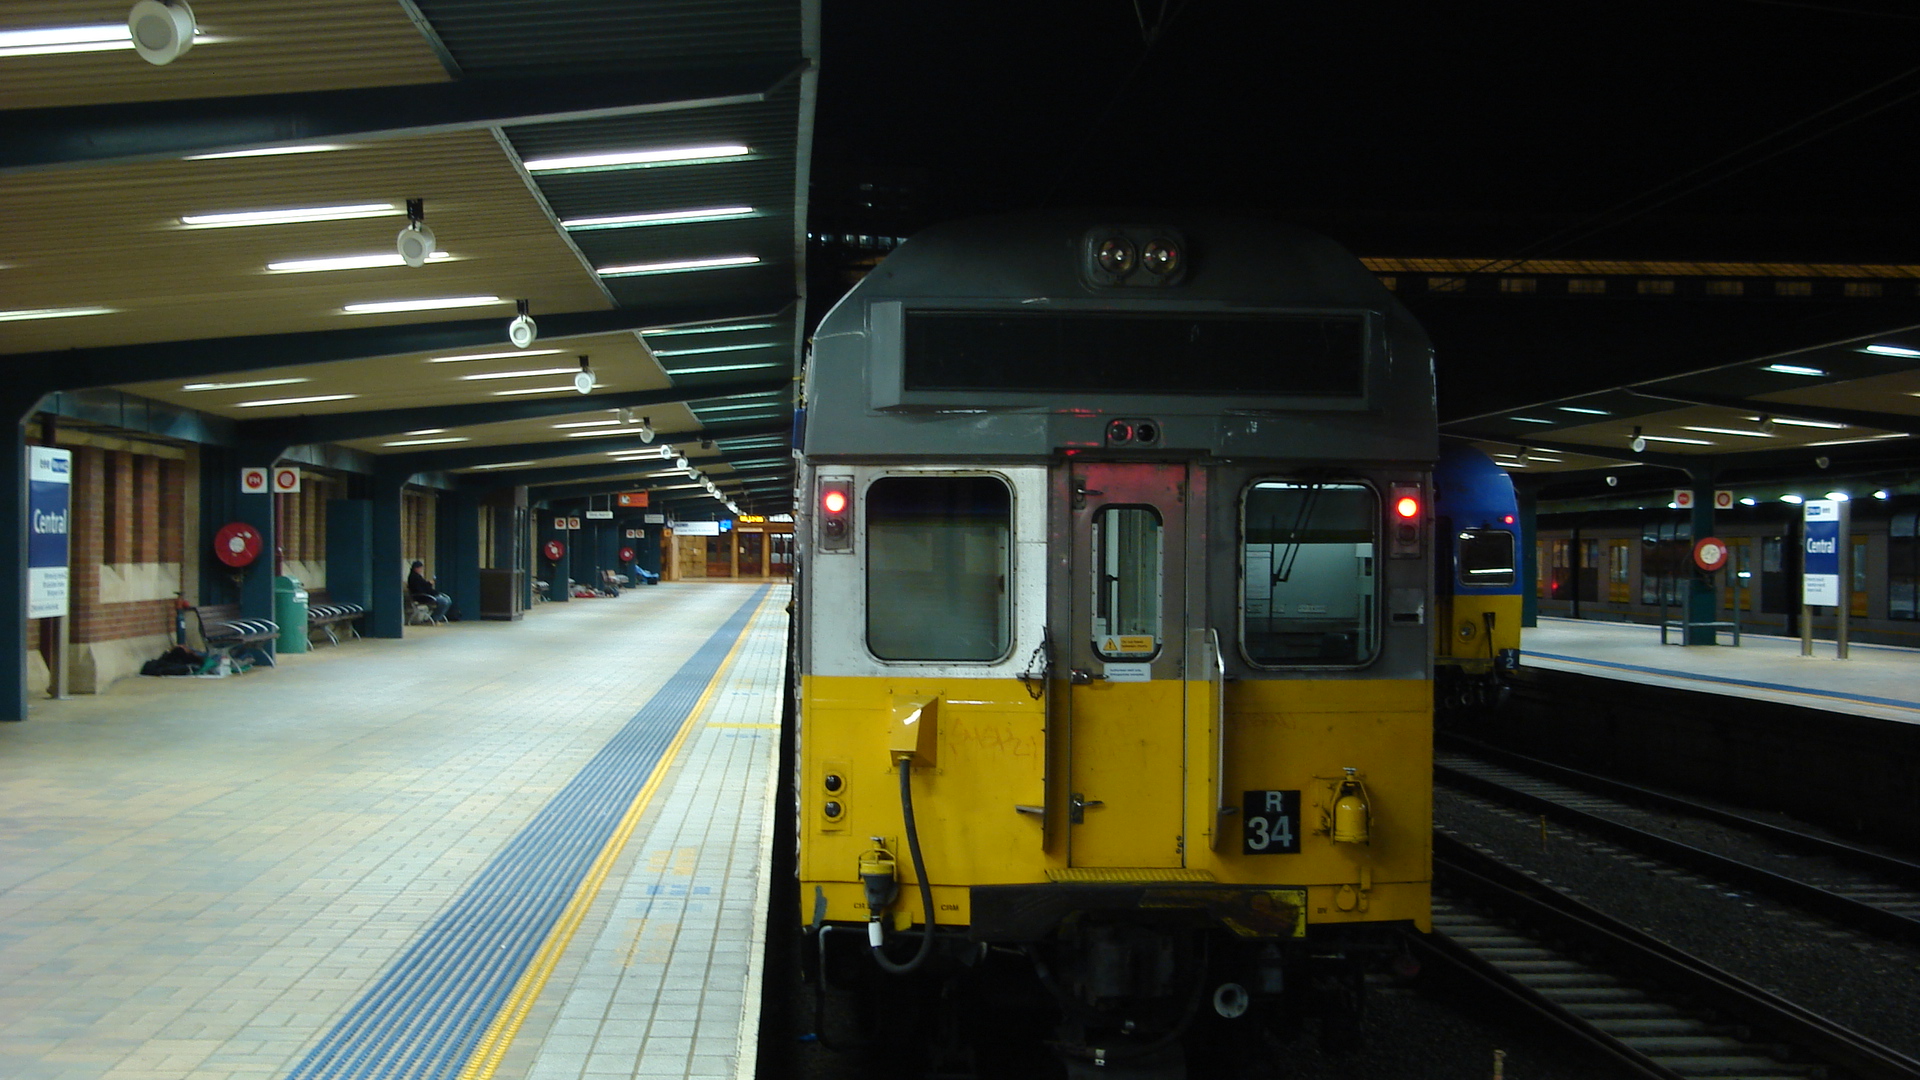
[1242, 790, 1301, 854]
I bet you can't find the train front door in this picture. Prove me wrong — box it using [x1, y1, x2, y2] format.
[1064, 461, 1192, 868]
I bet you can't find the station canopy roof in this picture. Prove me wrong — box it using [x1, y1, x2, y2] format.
[0, 0, 812, 516]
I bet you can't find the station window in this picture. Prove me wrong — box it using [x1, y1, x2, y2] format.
[1774, 280, 1812, 297]
[1498, 277, 1536, 294]
[1566, 278, 1606, 295]
[1457, 529, 1515, 586]
[1845, 282, 1883, 298]
[1892, 509, 1918, 621]
[865, 475, 1011, 661]
[1426, 276, 1466, 293]
[1637, 279, 1675, 296]
[1241, 481, 1377, 667]
[1706, 280, 1744, 297]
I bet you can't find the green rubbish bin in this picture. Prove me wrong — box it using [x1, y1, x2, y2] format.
[275, 575, 310, 654]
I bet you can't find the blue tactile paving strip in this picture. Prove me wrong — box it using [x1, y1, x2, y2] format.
[283, 585, 770, 1080]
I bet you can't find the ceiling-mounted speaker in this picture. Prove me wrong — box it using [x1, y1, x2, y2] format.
[396, 222, 436, 268]
[129, 0, 195, 65]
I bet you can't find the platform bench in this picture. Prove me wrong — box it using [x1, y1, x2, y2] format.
[191, 605, 279, 668]
[306, 590, 366, 646]
[1660, 619, 1741, 646]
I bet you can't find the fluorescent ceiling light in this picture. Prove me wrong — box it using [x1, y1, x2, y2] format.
[1804, 433, 1909, 446]
[666, 362, 784, 375]
[652, 342, 777, 357]
[561, 206, 754, 230]
[552, 418, 622, 429]
[182, 377, 310, 392]
[0, 24, 130, 55]
[430, 348, 563, 364]
[186, 145, 348, 160]
[523, 144, 750, 172]
[491, 385, 584, 397]
[0, 306, 116, 322]
[1825, 491, 1850, 502]
[568, 427, 662, 438]
[382, 437, 470, 447]
[234, 394, 358, 408]
[404, 428, 448, 435]
[1557, 406, 1610, 415]
[1508, 416, 1554, 424]
[1747, 415, 1846, 430]
[597, 256, 761, 278]
[1638, 434, 1714, 445]
[469, 460, 538, 471]
[642, 323, 775, 337]
[459, 367, 578, 381]
[1740, 497, 1758, 506]
[1780, 494, 1804, 503]
[268, 251, 449, 273]
[181, 203, 400, 228]
[692, 401, 786, 413]
[1762, 363, 1826, 376]
[1863, 344, 1920, 358]
[343, 295, 503, 314]
[1681, 426, 1774, 438]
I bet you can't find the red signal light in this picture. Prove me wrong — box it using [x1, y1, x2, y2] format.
[822, 490, 848, 514]
[1395, 496, 1420, 519]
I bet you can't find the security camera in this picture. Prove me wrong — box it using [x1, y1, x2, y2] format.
[129, 0, 195, 65]
[1816, 455, 1831, 470]
[396, 221, 436, 268]
[508, 314, 537, 349]
[1606, 475, 1618, 487]
[637, 418, 655, 443]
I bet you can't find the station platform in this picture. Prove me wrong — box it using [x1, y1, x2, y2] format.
[1523, 615, 1920, 725]
[0, 580, 789, 1080]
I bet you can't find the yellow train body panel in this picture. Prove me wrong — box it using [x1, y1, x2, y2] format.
[799, 673, 1431, 935]
[1435, 593, 1524, 672]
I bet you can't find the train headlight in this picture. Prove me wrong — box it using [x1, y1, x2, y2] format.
[1142, 238, 1181, 276]
[1096, 237, 1137, 276]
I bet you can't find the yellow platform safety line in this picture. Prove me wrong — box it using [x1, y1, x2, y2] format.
[708, 721, 781, 729]
[456, 588, 783, 1080]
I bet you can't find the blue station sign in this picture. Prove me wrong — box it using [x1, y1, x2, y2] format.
[28, 447, 72, 619]
[1802, 499, 1841, 606]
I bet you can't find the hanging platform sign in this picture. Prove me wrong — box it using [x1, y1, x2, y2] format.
[28, 447, 72, 619]
[586, 510, 613, 520]
[615, 491, 649, 507]
[1803, 499, 1842, 606]
[671, 520, 721, 536]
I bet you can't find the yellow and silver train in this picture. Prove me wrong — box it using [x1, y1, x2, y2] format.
[794, 212, 1438, 1074]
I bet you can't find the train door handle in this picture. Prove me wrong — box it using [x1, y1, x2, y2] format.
[1070, 793, 1104, 823]
[1069, 667, 1104, 685]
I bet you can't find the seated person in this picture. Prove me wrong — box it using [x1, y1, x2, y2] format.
[407, 560, 452, 622]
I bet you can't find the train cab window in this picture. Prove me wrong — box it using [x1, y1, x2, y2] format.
[1458, 529, 1515, 586]
[1092, 507, 1163, 659]
[865, 475, 1011, 662]
[1241, 481, 1378, 666]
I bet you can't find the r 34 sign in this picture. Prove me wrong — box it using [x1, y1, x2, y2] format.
[1242, 790, 1301, 854]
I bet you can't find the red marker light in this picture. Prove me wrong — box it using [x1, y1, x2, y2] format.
[822, 490, 848, 514]
[1503, 514, 1515, 525]
[1395, 496, 1420, 519]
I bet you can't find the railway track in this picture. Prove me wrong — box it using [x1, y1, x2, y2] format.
[1434, 738, 1920, 944]
[1426, 834, 1920, 1080]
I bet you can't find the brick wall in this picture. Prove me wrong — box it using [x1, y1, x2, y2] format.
[55, 444, 187, 646]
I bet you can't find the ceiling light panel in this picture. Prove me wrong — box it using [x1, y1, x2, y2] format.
[181, 203, 401, 228]
[0, 306, 116, 322]
[182, 377, 310, 392]
[343, 296, 503, 314]
[430, 349, 564, 364]
[458, 368, 579, 381]
[523, 144, 751, 173]
[642, 323, 777, 337]
[268, 252, 449, 273]
[561, 206, 755, 231]
[186, 145, 349, 160]
[235, 394, 358, 408]
[596, 256, 761, 278]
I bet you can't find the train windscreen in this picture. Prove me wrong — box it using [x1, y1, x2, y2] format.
[903, 311, 1366, 396]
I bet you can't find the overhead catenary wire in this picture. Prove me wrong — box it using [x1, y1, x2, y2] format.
[1470, 61, 1920, 275]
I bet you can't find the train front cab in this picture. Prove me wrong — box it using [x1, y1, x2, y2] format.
[797, 457, 1434, 1056]
[1434, 444, 1524, 715]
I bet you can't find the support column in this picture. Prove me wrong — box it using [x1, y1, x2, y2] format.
[442, 489, 481, 622]
[369, 472, 406, 637]
[1514, 479, 1539, 629]
[3, 389, 50, 721]
[1687, 465, 1718, 645]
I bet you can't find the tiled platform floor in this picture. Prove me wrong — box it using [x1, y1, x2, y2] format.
[0, 581, 788, 1080]
[1525, 615, 1920, 724]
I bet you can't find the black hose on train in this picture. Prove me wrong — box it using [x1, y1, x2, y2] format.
[872, 761, 937, 974]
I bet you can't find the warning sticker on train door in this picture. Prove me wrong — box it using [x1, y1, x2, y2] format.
[1097, 635, 1158, 657]
[1242, 790, 1301, 854]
